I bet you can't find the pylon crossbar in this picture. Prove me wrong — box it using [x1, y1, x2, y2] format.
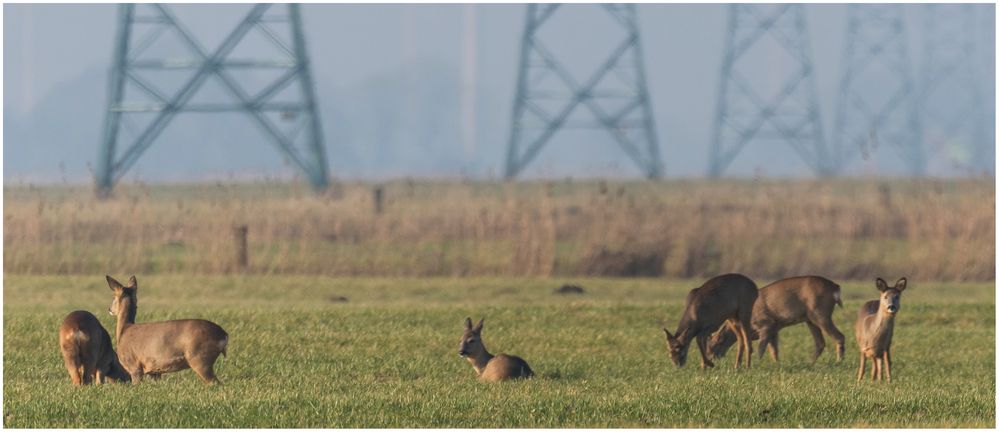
[505, 4, 662, 179]
[96, 3, 328, 195]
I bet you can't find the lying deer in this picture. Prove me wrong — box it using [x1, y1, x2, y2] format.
[856, 277, 906, 383]
[663, 273, 758, 369]
[708, 275, 845, 364]
[458, 317, 533, 382]
[106, 275, 229, 384]
[59, 310, 129, 385]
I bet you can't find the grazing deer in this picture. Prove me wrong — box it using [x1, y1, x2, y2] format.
[708, 275, 845, 364]
[106, 275, 229, 384]
[855, 277, 906, 383]
[59, 310, 129, 385]
[663, 273, 758, 369]
[458, 317, 534, 382]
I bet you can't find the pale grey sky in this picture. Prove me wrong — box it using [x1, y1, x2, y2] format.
[4, 4, 995, 183]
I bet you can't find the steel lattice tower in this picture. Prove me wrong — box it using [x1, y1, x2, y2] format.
[96, 4, 328, 196]
[710, 4, 829, 177]
[831, 4, 923, 175]
[504, 4, 662, 179]
[919, 4, 989, 174]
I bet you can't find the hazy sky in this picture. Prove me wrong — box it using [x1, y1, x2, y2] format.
[4, 3, 995, 183]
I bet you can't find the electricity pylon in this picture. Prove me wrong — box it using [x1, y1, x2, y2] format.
[919, 4, 989, 174]
[504, 4, 662, 179]
[831, 4, 923, 175]
[96, 4, 328, 196]
[709, 4, 829, 177]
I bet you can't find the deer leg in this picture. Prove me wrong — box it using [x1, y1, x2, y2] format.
[769, 333, 779, 363]
[766, 330, 779, 363]
[757, 331, 771, 361]
[872, 357, 881, 382]
[130, 365, 144, 384]
[63, 354, 83, 386]
[733, 323, 745, 369]
[756, 325, 780, 361]
[883, 349, 892, 383]
[805, 322, 825, 364]
[94, 369, 104, 385]
[856, 353, 866, 382]
[66, 365, 83, 386]
[190, 355, 221, 385]
[696, 334, 714, 369]
[827, 325, 845, 362]
[812, 313, 845, 362]
[81, 361, 96, 386]
[738, 323, 752, 369]
[147, 373, 162, 381]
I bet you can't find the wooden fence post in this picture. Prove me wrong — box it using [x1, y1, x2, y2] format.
[234, 225, 248, 270]
[373, 185, 384, 215]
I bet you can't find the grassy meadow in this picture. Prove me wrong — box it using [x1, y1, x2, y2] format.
[3, 275, 995, 428]
[3, 180, 995, 427]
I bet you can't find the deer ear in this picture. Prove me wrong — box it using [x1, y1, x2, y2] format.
[473, 318, 484, 333]
[895, 277, 907, 292]
[875, 278, 888, 292]
[127, 275, 137, 289]
[663, 328, 673, 340]
[106, 275, 124, 291]
[464, 317, 473, 330]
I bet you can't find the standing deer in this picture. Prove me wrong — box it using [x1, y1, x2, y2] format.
[106, 275, 229, 384]
[856, 277, 906, 383]
[707, 275, 846, 364]
[59, 310, 129, 385]
[458, 317, 534, 382]
[663, 273, 758, 369]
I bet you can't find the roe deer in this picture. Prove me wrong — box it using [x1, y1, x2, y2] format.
[458, 317, 534, 382]
[707, 275, 845, 364]
[106, 275, 229, 384]
[663, 273, 758, 369]
[59, 310, 129, 385]
[855, 277, 906, 383]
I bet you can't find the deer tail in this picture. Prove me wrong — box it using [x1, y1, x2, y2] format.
[65, 330, 89, 352]
[834, 285, 843, 308]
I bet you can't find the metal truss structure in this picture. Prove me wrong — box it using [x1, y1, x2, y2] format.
[504, 4, 662, 179]
[919, 4, 989, 173]
[96, 3, 328, 196]
[831, 4, 924, 175]
[709, 4, 829, 177]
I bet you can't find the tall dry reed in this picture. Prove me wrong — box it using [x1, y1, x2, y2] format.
[3, 178, 994, 281]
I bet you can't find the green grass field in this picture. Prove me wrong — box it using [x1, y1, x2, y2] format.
[3, 275, 995, 427]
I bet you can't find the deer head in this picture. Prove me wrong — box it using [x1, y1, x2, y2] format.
[106, 275, 137, 317]
[663, 327, 691, 367]
[459, 317, 485, 358]
[875, 277, 906, 316]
